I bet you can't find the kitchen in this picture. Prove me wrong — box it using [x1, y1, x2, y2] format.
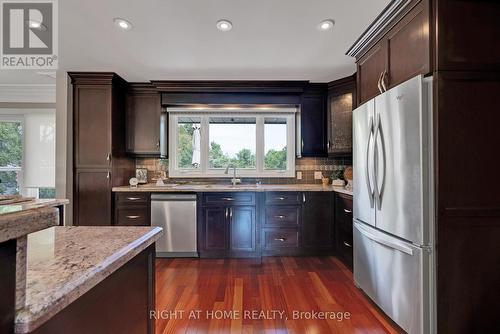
[0, 0, 499, 333]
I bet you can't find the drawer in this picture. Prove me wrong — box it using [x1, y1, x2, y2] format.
[115, 207, 149, 226]
[203, 192, 255, 206]
[265, 192, 301, 205]
[264, 206, 300, 226]
[336, 229, 353, 268]
[335, 193, 353, 230]
[262, 228, 299, 250]
[116, 192, 150, 204]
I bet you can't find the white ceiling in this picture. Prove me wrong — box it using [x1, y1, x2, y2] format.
[0, 0, 390, 84]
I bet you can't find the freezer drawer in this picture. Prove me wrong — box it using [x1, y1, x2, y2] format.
[353, 221, 431, 334]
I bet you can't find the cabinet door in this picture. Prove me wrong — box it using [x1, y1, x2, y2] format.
[201, 207, 228, 252]
[301, 94, 327, 157]
[229, 206, 256, 254]
[126, 93, 161, 155]
[74, 170, 112, 226]
[301, 192, 334, 249]
[386, 1, 430, 89]
[74, 85, 112, 168]
[357, 41, 387, 105]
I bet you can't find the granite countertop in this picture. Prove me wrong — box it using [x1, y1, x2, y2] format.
[0, 198, 68, 243]
[112, 183, 354, 196]
[15, 226, 163, 334]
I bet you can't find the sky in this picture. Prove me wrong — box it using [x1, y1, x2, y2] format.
[209, 123, 287, 157]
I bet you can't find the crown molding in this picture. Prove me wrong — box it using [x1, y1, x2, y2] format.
[0, 84, 56, 103]
[346, 0, 413, 58]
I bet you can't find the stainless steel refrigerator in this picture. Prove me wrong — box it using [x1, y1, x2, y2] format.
[353, 75, 435, 334]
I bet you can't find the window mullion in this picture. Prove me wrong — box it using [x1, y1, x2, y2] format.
[201, 116, 209, 174]
[256, 116, 264, 174]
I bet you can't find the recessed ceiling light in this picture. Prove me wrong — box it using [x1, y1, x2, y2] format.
[318, 19, 335, 31]
[216, 19, 232, 32]
[113, 18, 133, 31]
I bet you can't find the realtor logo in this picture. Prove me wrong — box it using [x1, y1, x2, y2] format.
[1, 0, 58, 69]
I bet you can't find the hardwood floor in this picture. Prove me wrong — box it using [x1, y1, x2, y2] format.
[155, 257, 402, 334]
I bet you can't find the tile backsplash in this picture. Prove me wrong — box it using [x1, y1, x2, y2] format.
[135, 157, 351, 185]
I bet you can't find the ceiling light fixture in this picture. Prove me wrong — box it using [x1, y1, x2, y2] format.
[216, 19, 233, 32]
[113, 18, 133, 31]
[318, 19, 335, 31]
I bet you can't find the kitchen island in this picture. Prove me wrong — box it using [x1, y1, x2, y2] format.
[15, 226, 162, 334]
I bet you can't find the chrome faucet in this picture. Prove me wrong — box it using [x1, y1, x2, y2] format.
[224, 164, 241, 186]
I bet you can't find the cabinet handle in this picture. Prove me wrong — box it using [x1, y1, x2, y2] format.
[274, 237, 287, 242]
[302, 193, 306, 203]
[106, 153, 111, 161]
[126, 197, 141, 201]
[229, 208, 233, 220]
[343, 209, 352, 213]
[276, 197, 285, 201]
[106, 171, 110, 179]
[126, 215, 141, 219]
[225, 208, 229, 219]
[222, 197, 234, 201]
[343, 241, 352, 248]
[274, 215, 285, 219]
[156, 141, 160, 149]
[327, 141, 331, 150]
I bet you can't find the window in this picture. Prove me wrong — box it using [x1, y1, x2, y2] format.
[169, 107, 295, 177]
[0, 111, 56, 198]
[0, 118, 23, 195]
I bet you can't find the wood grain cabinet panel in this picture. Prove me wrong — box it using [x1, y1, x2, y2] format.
[301, 85, 328, 157]
[202, 207, 228, 252]
[386, 1, 429, 88]
[75, 170, 112, 226]
[229, 206, 256, 253]
[301, 192, 334, 250]
[126, 91, 161, 156]
[357, 42, 388, 105]
[74, 86, 112, 169]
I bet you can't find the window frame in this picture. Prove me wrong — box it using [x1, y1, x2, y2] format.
[168, 108, 296, 178]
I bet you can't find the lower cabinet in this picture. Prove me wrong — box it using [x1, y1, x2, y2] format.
[74, 170, 112, 226]
[301, 192, 335, 252]
[199, 193, 258, 258]
[335, 193, 354, 268]
[114, 193, 151, 226]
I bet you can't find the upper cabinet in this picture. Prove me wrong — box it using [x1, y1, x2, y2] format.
[301, 84, 328, 157]
[327, 75, 356, 157]
[125, 84, 162, 156]
[349, 0, 431, 105]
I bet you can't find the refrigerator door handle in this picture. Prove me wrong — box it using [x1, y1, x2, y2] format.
[355, 221, 414, 256]
[366, 116, 375, 207]
[374, 113, 386, 210]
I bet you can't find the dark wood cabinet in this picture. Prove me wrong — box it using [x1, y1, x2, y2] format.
[352, 0, 430, 105]
[327, 75, 356, 157]
[75, 170, 112, 226]
[199, 193, 257, 258]
[114, 192, 151, 226]
[229, 206, 256, 255]
[334, 193, 353, 268]
[126, 84, 162, 156]
[301, 192, 334, 251]
[301, 84, 328, 157]
[70, 72, 135, 226]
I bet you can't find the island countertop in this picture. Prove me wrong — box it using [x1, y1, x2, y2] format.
[112, 183, 353, 196]
[15, 226, 163, 334]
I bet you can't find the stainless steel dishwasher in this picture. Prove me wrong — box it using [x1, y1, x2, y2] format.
[151, 193, 198, 257]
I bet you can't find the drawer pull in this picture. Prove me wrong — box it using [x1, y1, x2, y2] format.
[126, 215, 141, 219]
[274, 237, 287, 242]
[343, 209, 352, 213]
[343, 241, 352, 248]
[274, 215, 286, 219]
[221, 197, 234, 201]
[126, 197, 141, 201]
[276, 197, 285, 201]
